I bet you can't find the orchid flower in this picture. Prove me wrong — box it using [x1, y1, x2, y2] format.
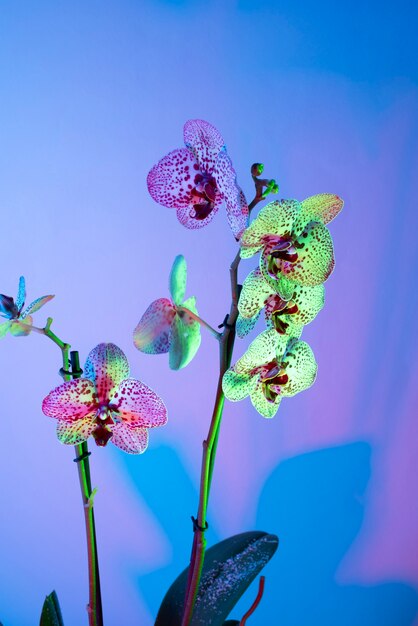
[222, 329, 317, 418]
[240, 194, 343, 297]
[147, 119, 248, 238]
[42, 343, 167, 454]
[236, 268, 324, 338]
[133, 255, 201, 370]
[0, 276, 54, 338]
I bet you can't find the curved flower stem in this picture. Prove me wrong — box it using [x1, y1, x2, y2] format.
[239, 576, 265, 625]
[177, 307, 222, 341]
[34, 320, 103, 626]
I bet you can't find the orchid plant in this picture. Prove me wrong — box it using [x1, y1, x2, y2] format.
[2, 119, 342, 626]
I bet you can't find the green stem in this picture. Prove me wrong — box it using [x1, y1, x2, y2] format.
[181, 251, 241, 626]
[177, 307, 221, 341]
[36, 320, 103, 626]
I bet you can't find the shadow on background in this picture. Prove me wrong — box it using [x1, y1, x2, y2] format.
[247, 442, 418, 625]
[122, 445, 221, 618]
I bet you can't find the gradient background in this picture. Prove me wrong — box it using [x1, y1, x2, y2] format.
[1, 1, 417, 624]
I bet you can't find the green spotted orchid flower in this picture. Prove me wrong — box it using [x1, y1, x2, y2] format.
[236, 268, 324, 338]
[240, 194, 343, 298]
[222, 329, 317, 418]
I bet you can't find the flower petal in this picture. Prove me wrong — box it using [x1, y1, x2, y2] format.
[22, 294, 54, 318]
[0, 294, 17, 317]
[240, 199, 300, 258]
[133, 298, 176, 355]
[9, 316, 33, 336]
[175, 193, 221, 230]
[183, 119, 224, 172]
[42, 378, 96, 422]
[282, 339, 317, 397]
[169, 255, 187, 306]
[16, 276, 26, 312]
[212, 150, 248, 238]
[110, 424, 149, 454]
[111, 379, 167, 428]
[169, 296, 201, 370]
[292, 284, 325, 326]
[147, 147, 198, 209]
[56, 418, 95, 445]
[235, 329, 287, 374]
[293, 193, 343, 236]
[284, 222, 335, 286]
[250, 383, 281, 418]
[84, 343, 130, 404]
[222, 369, 257, 401]
[236, 312, 260, 338]
[0, 321, 11, 338]
[238, 268, 272, 319]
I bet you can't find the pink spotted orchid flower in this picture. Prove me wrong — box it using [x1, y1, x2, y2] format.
[0, 276, 54, 338]
[147, 119, 248, 238]
[236, 268, 324, 338]
[223, 329, 317, 418]
[133, 255, 201, 370]
[42, 343, 167, 454]
[240, 194, 343, 297]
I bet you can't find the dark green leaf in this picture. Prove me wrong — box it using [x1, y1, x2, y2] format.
[40, 590, 64, 626]
[155, 531, 278, 626]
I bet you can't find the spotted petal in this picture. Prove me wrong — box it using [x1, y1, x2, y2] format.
[238, 269, 272, 319]
[183, 119, 224, 172]
[236, 312, 260, 338]
[169, 296, 201, 370]
[147, 148, 198, 209]
[282, 339, 317, 396]
[292, 194, 343, 237]
[22, 294, 54, 318]
[240, 200, 300, 259]
[84, 343, 130, 404]
[9, 316, 33, 336]
[250, 383, 281, 418]
[169, 255, 187, 306]
[235, 329, 287, 374]
[213, 150, 248, 238]
[16, 276, 26, 312]
[291, 284, 325, 326]
[111, 379, 167, 428]
[222, 369, 257, 401]
[133, 298, 176, 355]
[42, 378, 96, 422]
[110, 424, 149, 454]
[56, 418, 95, 445]
[261, 221, 335, 287]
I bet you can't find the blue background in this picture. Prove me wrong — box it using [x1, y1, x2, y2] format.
[1, 1, 417, 624]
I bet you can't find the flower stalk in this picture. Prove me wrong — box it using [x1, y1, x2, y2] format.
[38, 322, 103, 626]
[181, 198, 257, 624]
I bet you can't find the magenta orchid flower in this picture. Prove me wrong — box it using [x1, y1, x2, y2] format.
[223, 329, 317, 418]
[0, 276, 54, 338]
[42, 343, 167, 454]
[236, 268, 324, 338]
[147, 119, 248, 238]
[133, 255, 201, 370]
[240, 194, 343, 296]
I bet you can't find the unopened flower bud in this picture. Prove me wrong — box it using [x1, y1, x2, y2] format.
[251, 163, 264, 177]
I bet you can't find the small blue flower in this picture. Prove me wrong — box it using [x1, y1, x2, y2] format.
[0, 276, 54, 338]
